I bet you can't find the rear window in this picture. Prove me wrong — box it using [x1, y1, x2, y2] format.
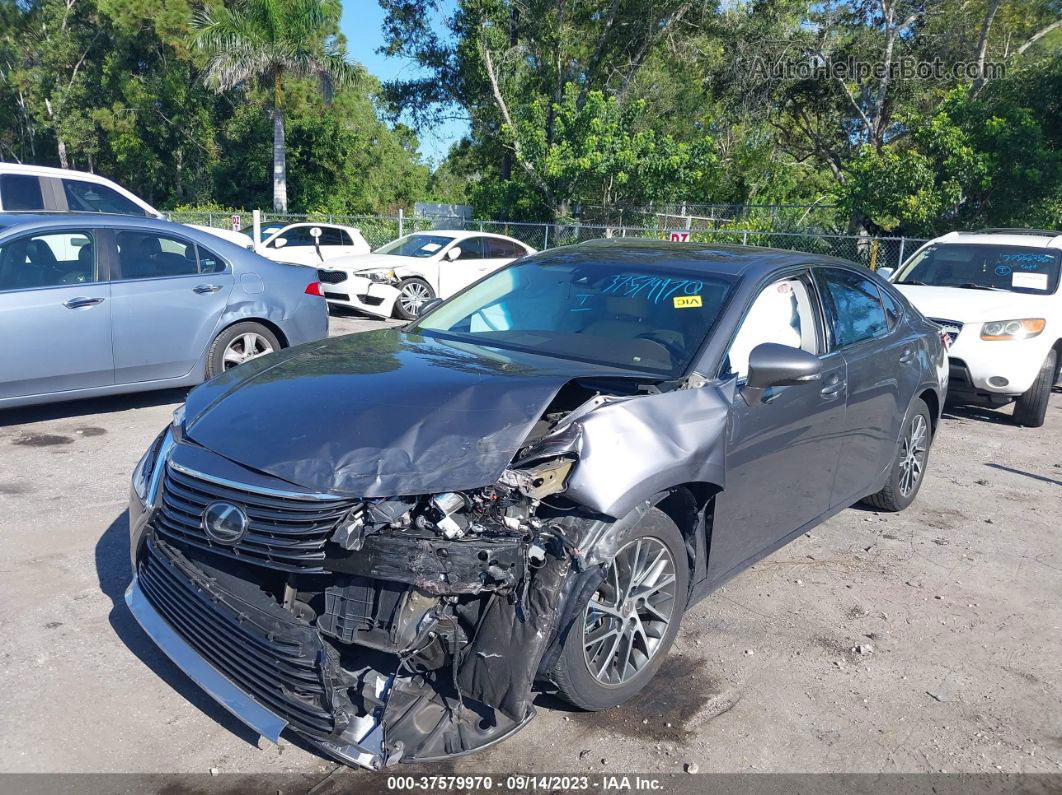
[1, 174, 45, 211]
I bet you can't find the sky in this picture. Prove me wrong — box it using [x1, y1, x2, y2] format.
[340, 0, 467, 165]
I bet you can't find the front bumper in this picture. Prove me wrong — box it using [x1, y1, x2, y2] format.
[944, 330, 1053, 397]
[322, 275, 399, 319]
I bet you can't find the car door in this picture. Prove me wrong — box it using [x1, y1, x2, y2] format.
[481, 237, 523, 276]
[107, 229, 234, 383]
[814, 266, 914, 506]
[438, 236, 490, 297]
[708, 271, 848, 582]
[0, 227, 114, 398]
[315, 226, 355, 261]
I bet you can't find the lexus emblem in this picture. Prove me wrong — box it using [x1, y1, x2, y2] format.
[202, 501, 248, 545]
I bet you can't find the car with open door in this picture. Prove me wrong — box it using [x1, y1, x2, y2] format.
[126, 240, 945, 769]
[317, 229, 534, 319]
[0, 213, 328, 409]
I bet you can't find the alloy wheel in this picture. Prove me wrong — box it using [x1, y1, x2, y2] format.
[398, 282, 432, 315]
[898, 413, 928, 496]
[222, 332, 274, 370]
[582, 537, 677, 686]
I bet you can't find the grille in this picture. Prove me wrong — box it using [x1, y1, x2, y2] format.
[138, 541, 335, 735]
[930, 317, 964, 347]
[317, 269, 347, 284]
[155, 463, 356, 573]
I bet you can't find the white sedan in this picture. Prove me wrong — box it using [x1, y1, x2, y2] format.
[318, 230, 535, 319]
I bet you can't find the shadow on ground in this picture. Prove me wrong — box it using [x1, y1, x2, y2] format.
[2, 387, 189, 428]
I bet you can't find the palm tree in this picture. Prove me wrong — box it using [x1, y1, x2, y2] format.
[191, 0, 362, 212]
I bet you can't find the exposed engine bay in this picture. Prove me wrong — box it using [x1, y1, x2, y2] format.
[132, 372, 730, 768]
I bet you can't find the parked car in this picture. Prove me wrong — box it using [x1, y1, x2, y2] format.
[0, 162, 160, 217]
[255, 222, 370, 265]
[0, 162, 265, 247]
[318, 230, 534, 319]
[0, 213, 328, 409]
[126, 240, 945, 769]
[883, 229, 1062, 426]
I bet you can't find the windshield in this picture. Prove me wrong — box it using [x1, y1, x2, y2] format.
[896, 243, 1060, 294]
[414, 259, 736, 376]
[376, 234, 455, 258]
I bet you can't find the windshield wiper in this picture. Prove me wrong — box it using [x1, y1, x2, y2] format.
[956, 283, 1006, 291]
[895, 280, 927, 285]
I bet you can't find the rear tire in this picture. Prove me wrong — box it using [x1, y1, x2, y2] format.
[550, 508, 689, 711]
[863, 398, 932, 512]
[392, 278, 435, 320]
[1012, 350, 1055, 428]
[206, 321, 280, 379]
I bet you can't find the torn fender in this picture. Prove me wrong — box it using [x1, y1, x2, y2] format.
[540, 381, 733, 518]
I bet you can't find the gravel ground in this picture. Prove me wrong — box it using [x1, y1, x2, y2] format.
[0, 310, 1059, 780]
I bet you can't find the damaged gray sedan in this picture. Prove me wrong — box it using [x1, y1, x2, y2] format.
[125, 240, 947, 768]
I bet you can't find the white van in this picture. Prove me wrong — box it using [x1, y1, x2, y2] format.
[0, 163, 161, 217]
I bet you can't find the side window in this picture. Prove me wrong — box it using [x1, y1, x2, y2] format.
[0, 230, 96, 291]
[485, 238, 524, 258]
[318, 227, 345, 246]
[114, 231, 198, 280]
[878, 285, 903, 329]
[817, 268, 889, 348]
[455, 237, 486, 260]
[272, 226, 314, 247]
[62, 179, 147, 216]
[726, 276, 820, 379]
[196, 246, 226, 274]
[0, 174, 45, 211]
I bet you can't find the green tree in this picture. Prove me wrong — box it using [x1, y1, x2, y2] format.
[191, 0, 363, 212]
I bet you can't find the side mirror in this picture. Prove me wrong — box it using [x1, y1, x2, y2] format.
[746, 343, 823, 389]
[272, 237, 288, 249]
[876, 266, 895, 280]
[445, 246, 461, 262]
[417, 298, 443, 317]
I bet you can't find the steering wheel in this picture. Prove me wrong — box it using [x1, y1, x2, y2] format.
[635, 331, 685, 363]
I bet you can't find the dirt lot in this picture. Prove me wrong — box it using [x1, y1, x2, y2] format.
[0, 312, 1059, 781]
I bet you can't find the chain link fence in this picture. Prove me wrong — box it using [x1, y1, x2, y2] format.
[169, 210, 925, 270]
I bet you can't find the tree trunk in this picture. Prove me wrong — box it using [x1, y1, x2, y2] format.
[272, 108, 287, 213]
[56, 137, 69, 170]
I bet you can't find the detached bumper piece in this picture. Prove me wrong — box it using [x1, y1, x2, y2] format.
[131, 536, 553, 768]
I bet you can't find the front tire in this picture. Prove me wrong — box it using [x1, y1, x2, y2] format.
[1012, 350, 1056, 428]
[392, 278, 435, 320]
[863, 398, 932, 512]
[551, 507, 689, 711]
[206, 321, 280, 378]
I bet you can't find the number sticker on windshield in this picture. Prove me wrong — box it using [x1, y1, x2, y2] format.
[673, 296, 702, 309]
[1012, 272, 1048, 290]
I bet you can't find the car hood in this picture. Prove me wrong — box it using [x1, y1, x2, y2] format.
[322, 253, 429, 273]
[894, 284, 1054, 322]
[181, 328, 650, 497]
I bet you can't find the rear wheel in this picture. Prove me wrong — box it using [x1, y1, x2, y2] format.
[206, 321, 280, 378]
[863, 398, 932, 512]
[1012, 350, 1056, 428]
[393, 278, 434, 320]
[551, 508, 688, 711]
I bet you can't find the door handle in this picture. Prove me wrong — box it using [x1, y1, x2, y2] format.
[63, 296, 105, 309]
[899, 348, 915, 364]
[820, 375, 845, 398]
[193, 284, 223, 294]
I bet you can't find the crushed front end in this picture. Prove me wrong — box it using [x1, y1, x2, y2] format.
[127, 432, 587, 768]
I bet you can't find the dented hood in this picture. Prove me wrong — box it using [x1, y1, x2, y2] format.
[182, 328, 647, 497]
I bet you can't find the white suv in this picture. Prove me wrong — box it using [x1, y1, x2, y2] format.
[886, 229, 1061, 426]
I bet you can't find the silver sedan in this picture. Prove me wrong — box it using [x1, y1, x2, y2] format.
[0, 213, 328, 408]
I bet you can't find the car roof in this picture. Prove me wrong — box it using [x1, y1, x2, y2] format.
[411, 229, 527, 243]
[927, 230, 1062, 249]
[549, 237, 865, 278]
[0, 162, 105, 180]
